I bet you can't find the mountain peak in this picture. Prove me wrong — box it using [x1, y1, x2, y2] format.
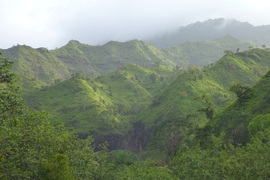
[146, 18, 269, 48]
[67, 39, 81, 45]
[185, 18, 247, 31]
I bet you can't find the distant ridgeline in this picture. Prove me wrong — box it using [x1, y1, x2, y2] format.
[147, 18, 270, 48]
[1, 34, 253, 92]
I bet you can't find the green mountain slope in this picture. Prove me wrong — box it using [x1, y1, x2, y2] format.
[0, 45, 70, 91]
[1, 40, 175, 92]
[123, 48, 270, 157]
[211, 69, 270, 145]
[25, 63, 180, 150]
[51, 39, 175, 77]
[1, 36, 252, 93]
[167, 69, 270, 179]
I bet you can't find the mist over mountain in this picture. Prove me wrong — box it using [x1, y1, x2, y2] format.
[0, 35, 253, 93]
[146, 18, 270, 48]
[3, 11, 270, 178]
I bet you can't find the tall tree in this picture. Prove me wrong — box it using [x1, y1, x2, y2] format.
[0, 54, 105, 179]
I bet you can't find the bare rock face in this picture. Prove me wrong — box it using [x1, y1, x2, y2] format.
[121, 122, 152, 153]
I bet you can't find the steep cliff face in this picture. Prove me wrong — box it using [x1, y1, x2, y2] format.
[121, 122, 152, 153]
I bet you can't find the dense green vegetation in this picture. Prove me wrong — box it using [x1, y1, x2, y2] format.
[0, 53, 182, 179]
[1, 40, 175, 92]
[2, 32, 270, 179]
[169, 68, 270, 179]
[2, 47, 270, 179]
[0, 54, 106, 179]
[38, 43, 266, 152]
[24, 63, 181, 149]
[211, 69, 270, 145]
[129, 48, 270, 161]
[0, 45, 69, 91]
[1, 36, 252, 92]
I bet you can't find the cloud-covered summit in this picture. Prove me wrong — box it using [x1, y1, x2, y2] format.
[0, 0, 269, 49]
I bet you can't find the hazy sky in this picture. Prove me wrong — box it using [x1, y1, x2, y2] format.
[1, 0, 269, 49]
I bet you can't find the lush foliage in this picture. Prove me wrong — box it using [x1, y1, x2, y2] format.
[130, 48, 270, 160]
[229, 83, 253, 103]
[24, 63, 181, 150]
[212, 68, 270, 145]
[1, 36, 253, 93]
[2, 41, 270, 179]
[0, 54, 110, 179]
[170, 130, 270, 179]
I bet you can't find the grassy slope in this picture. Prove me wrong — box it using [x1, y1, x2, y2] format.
[25, 63, 180, 149]
[0, 45, 69, 91]
[129, 48, 270, 155]
[1, 40, 176, 92]
[1, 36, 252, 92]
[51, 40, 175, 77]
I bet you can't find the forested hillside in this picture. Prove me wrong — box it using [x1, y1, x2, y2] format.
[0, 45, 69, 91]
[1, 36, 252, 92]
[2, 48, 270, 179]
[211, 68, 270, 145]
[0, 40, 174, 92]
[0, 54, 118, 179]
[25, 63, 181, 149]
[168, 68, 270, 179]
[125, 48, 270, 160]
[1, 19, 270, 178]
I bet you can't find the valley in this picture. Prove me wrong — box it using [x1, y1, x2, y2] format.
[1, 18, 270, 179]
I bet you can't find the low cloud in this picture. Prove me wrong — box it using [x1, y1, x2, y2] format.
[0, 0, 269, 49]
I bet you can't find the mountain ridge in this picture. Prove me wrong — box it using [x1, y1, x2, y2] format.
[123, 48, 270, 157]
[25, 63, 181, 150]
[147, 18, 270, 48]
[1, 35, 253, 92]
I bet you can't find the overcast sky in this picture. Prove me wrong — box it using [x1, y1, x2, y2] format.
[1, 0, 269, 49]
